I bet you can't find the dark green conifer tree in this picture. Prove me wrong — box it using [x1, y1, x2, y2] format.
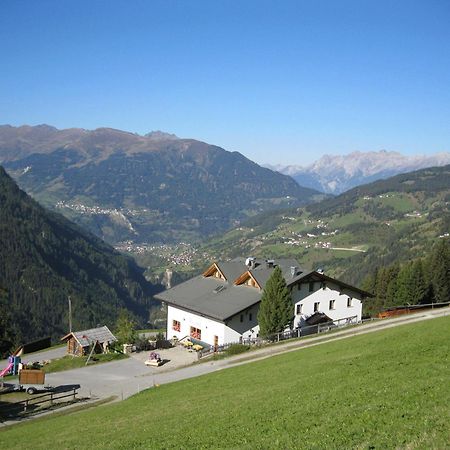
[428, 239, 450, 303]
[395, 262, 415, 305]
[409, 260, 429, 305]
[258, 266, 293, 337]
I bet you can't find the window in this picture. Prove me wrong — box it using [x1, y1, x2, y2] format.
[309, 281, 314, 292]
[249, 313, 253, 321]
[240, 314, 244, 323]
[347, 297, 353, 307]
[172, 320, 181, 332]
[329, 300, 335, 310]
[190, 326, 201, 340]
[314, 302, 320, 312]
[296, 304, 303, 315]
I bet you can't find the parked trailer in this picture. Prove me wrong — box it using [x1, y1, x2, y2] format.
[15, 369, 52, 394]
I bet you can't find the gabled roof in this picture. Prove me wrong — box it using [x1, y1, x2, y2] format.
[156, 258, 306, 321]
[234, 270, 262, 289]
[304, 312, 333, 325]
[61, 326, 117, 347]
[217, 261, 249, 283]
[287, 271, 373, 297]
[158, 275, 262, 321]
[155, 257, 372, 322]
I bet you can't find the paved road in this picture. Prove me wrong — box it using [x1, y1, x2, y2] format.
[2, 307, 449, 413]
[32, 307, 450, 402]
[0, 346, 67, 373]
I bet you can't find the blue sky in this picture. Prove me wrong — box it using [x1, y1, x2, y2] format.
[1, 1, 449, 165]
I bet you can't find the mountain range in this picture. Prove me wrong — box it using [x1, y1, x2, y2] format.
[0, 125, 325, 245]
[0, 166, 154, 345]
[268, 150, 450, 194]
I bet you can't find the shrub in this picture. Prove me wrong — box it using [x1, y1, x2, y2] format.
[225, 344, 250, 356]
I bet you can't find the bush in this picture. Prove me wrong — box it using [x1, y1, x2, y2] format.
[225, 344, 250, 356]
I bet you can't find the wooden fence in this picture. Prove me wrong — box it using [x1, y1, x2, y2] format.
[0, 387, 78, 419]
[377, 301, 450, 318]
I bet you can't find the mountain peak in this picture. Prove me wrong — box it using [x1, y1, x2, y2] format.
[274, 150, 450, 194]
[145, 130, 179, 141]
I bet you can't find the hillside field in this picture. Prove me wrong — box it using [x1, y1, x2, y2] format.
[1, 315, 449, 449]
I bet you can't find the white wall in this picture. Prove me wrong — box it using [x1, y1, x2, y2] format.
[167, 279, 364, 344]
[291, 280, 362, 328]
[225, 304, 260, 341]
[167, 304, 261, 346]
[167, 305, 226, 345]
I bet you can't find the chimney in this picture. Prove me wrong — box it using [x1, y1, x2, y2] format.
[266, 259, 275, 268]
[245, 257, 256, 269]
[290, 266, 298, 278]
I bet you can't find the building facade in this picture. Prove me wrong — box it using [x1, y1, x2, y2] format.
[156, 258, 369, 347]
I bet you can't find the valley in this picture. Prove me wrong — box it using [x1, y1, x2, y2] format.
[0, 125, 326, 245]
[0, 125, 449, 347]
[129, 182, 448, 291]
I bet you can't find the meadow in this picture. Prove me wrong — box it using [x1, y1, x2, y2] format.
[1, 316, 449, 449]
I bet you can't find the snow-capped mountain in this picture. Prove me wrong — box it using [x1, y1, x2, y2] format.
[269, 150, 450, 194]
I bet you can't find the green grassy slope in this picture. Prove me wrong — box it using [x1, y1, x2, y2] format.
[194, 165, 450, 286]
[1, 315, 449, 449]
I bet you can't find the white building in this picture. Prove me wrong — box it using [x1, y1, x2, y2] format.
[156, 258, 370, 347]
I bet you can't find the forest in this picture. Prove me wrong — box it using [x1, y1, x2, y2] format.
[362, 239, 450, 315]
[0, 166, 155, 354]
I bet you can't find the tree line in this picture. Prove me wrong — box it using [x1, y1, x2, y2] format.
[362, 239, 450, 315]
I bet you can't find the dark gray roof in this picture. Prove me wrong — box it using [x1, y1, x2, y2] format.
[216, 261, 246, 283]
[155, 257, 371, 321]
[156, 258, 305, 321]
[157, 275, 262, 321]
[287, 271, 373, 297]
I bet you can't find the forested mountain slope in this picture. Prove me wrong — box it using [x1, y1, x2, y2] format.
[0, 167, 154, 346]
[197, 165, 450, 287]
[0, 125, 325, 244]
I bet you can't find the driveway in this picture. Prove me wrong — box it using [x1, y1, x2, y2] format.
[25, 345, 197, 401]
[42, 307, 450, 402]
[2, 307, 449, 411]
[0, 346, 67, 372]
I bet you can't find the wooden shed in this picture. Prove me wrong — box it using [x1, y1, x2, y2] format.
[61, 326, 117, 356]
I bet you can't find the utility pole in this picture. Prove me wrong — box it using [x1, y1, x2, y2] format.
[68, 296, 72, 332]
